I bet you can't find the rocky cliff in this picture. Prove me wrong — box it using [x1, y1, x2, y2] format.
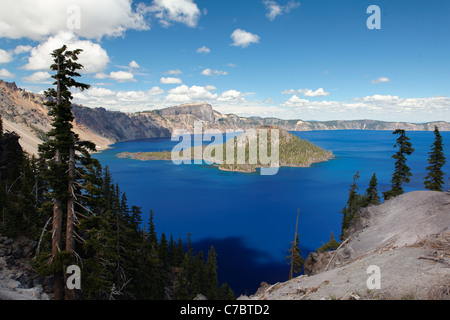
[1, 80, 450, 155]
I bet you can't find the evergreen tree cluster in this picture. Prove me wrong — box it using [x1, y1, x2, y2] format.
[339, 127, 447, 240]
[339, 171, 380, 239]
[0, 118, 47, 238]
[0, 46, 234, 300]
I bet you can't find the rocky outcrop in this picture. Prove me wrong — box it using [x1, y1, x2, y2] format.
[0, 235, 50, 300]
[242, 191, 450, 300]
[156, 103, 215, 123]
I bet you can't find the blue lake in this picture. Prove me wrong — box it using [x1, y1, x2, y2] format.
[93, 130, 450, 296]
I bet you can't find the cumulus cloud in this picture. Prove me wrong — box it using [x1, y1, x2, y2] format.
[73, 86, 165, 111]
[201, 68, 227, 76]
[0, 68, 15, 78]
[160, 77, 183, 84]
[22, 71, 52, 83]
[23, 31, 110, 74]
[371, 77, 391, 84]
[218, 90, 244, 102]
[263, 0, 300, 21]
[0, 0, 150, 41]
[282, 88, 330, 97]
[281, 93, 450, 122]
[129, 60, 140, 69]
[0, 50, 13, 64]
[196, 46, 210, 54]
[148, 0, 202, 28]
[230, 29, 260, 48]
[13, 45, 32, 55]
[165, 84, 218, 102]
[303, 88, 330, 97]
[109, 71, 136, 82]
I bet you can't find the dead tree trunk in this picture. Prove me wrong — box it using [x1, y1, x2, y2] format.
[289, 208, 300, 280]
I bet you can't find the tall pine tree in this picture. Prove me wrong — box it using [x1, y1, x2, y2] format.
[424, 126, 446, 191]
[38, 45, 93, 300]
[383, 129, 414, 200]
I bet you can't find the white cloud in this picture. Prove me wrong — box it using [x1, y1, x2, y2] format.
[88, 87, 116, 97]
[230, 29, 260, 48]
[0, 68, 14, 78]
[94, 73, 109, 79]
[263, 0, 300, 21]
[109, 71, 136, 82]
[166, 84, 218, 102]
[13, 45, 32, 55]
[23, 31, 110, 74]
[73, 86, 165, 111]
[129, 60, 140, 69]
[0, 49, 13, 64]
[196, 46, 210, 54]
[160, 77, 183, 84]
[218, 89, 243, 102]
[303, 88, 330, 97]
[22, 71, 52, 83]
[281, 89, 297, 95]
[354, 94, 400, 102]
[148, 86, 165, 95]
[166, 69, 183, 75]
[371, 77, 391, 84]
[0, 0, 150, 41]
[149, 0, 202, 28]
[280, 93, 450, 122]
[201, 68, 227, 76]
[282, 88, 330, 97]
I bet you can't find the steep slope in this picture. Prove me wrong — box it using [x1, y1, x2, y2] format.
[0, 81, 113, 154]
[242, 191, 450, 300]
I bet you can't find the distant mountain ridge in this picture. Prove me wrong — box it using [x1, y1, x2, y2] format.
[1, 80, 449, 155]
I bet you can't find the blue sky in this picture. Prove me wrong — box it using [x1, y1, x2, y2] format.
[0, 0, 449, 122]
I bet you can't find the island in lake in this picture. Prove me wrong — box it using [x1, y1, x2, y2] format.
[117, 127, 334, 173]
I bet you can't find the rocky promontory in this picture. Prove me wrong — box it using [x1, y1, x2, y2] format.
[241, 191, 450, 300]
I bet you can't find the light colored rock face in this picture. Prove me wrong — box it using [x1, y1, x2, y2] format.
[157, 103, 215, 123]
[242, 191, 450, 300]
[0, 235, 50, 300]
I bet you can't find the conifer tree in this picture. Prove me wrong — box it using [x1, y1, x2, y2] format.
[340, 171, 362, 238]
[364, 173, 380, 206]
[317, 231, 341, 253]
[424, 126, 446, 191]
[287, 209, 304, 280]
[38, 45, 93, 300]
[205, 246, 219, 299]
[383, 129, 414, 200]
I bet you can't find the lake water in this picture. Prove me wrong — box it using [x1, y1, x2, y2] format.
[93, 130, 450, 296]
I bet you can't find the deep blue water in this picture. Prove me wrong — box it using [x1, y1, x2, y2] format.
[93, 130, 450, 296]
